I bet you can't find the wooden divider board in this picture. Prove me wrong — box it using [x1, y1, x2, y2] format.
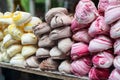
[0, 62, 88, 80]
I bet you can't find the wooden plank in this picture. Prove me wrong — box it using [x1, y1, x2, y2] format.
[0, 62, 88, 80]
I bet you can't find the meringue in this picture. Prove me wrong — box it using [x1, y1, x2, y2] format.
[58, 60, 71, 74]
[50, 46, 66, 59]
[89, 67, 110, 80]
[21, 33, 37, 45]
[45, 7, 68, 23]
[71, 57, 92, 76]
[71, 18, 89, 32]
[58, 38, 73, 53]
[39, 58, 59, 71]
[109, 69, 120, 80]
[10, 54, 26, 67]
[0, 31, 4, 41]
[24, 17, 42, 32]
[105, 4, 120, 24]
[75, 0, 98, 24]
[26, 56, 39, 68]
[38, 35, 55, 48]
[92, 51, 114, 68]
[114, 56, 120, 70]
[110, 20, 120, 39]
[88, 16, 110, 37]
[1, 52, 10, 63]
[36, 48, 50, 58]
[8, 24, 23, 40]
[114, 39, 120, 55]
[88, 35, 112, 52]
[33, 23, 51, 37]
[71, 42, 89, 60]
[49, 26, 71, 40]
[21, 45, 37, 59]
[1, 34, 20, 50]
[72, 29, 91, 43]
[50, 13, 72, 28]
[7, 44, 22, 58]
[12, 11, 32, 26]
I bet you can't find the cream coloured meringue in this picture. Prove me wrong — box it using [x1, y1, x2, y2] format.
[21, 33, 37, 45]
[24, 17, 42, 32]
[12, 11, 32, 26]
[10, 54, 26, 67]
[21, 45, 37, 59]
[7, 44, 22, 58]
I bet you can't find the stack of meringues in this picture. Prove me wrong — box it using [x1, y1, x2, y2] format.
[0, 11, 42, 68]
[33, 7, 73, 73]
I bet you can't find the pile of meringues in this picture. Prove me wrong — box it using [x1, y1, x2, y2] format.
[0, 11, 42, 68]
[33, 7, 73, 73]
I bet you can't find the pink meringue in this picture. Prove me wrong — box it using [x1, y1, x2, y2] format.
[71, 57, 92, 76]
[109, 69, 120, 80]
[110, 20, 120, 39]
[114, 39, 120, 55]
[88, 16, 110, 37]
[72, 29, 91, 43]
[98, 0, 109, 15]
[71, 18, 89, 32]
[105, 4, 120, 24]
[114, 56, 120, 70]
[92, 51, 114, 68]
[75, 0, 98, 24]
[89, 67, 110, 80]
[71, 42, 89, 60]
[88, 35, 112, 52]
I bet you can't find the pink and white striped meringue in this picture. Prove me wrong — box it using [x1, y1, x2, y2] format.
[89, 67, 110, 80]
[92, 51, 114, 68]
[98, 0, 109, 15]
[88, 16, 110, 37]
[109, 69, 120, 80]
[71, 18, 89, 32]
[114, 56, 120, 70]
[71, 42, 89, 60]
[110, 20, 120, 39]
[71, 57, 92, 77]
[75, 0, 98, 24]
[105, 4, 120, 24]
[88, 35, 112, 52]
[72, 29, 91, 43]
[114, 39, 120, 55]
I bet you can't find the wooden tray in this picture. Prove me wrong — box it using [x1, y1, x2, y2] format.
[0, 62, 88, 80]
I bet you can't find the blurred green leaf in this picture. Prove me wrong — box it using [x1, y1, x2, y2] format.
[21, 0, 29, 12]
[36, 0, 45, 3]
